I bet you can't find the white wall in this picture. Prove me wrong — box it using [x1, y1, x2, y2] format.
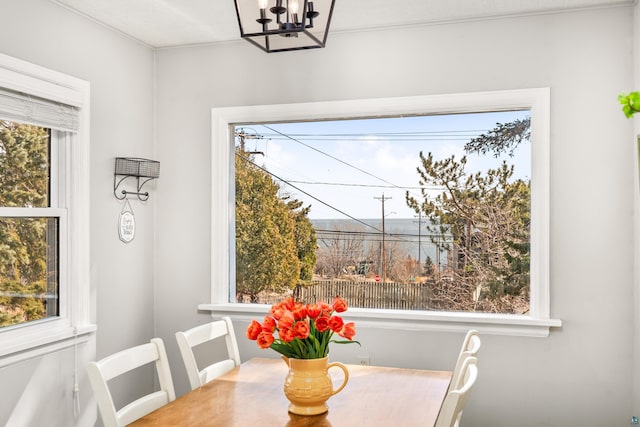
[0, 0, 156, 425]
[155, 6, 636, 426]
[0, 2, 635, 427]
[634, 1, 640, 416]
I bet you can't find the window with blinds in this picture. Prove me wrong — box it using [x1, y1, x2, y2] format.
[0, 120, 61, 327]
[0, 52, 90, 361]
[0, 87, 79, 133]
[0, 65, 76, 328]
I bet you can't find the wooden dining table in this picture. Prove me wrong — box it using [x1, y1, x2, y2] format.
[129, 357, 452, 427]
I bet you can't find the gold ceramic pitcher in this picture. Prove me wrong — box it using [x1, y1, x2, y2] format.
[283, 357, 349, 415]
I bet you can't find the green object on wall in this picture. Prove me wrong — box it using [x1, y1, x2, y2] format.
[619, 91, 640, 118]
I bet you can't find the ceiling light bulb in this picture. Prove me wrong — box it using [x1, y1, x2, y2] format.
[289, 0, 299, 14]
[258, 0, 269, 9]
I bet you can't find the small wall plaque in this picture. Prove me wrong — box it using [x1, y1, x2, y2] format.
[118, 200, 136, 243]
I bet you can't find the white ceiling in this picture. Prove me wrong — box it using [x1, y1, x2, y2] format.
[51, 0, 634, 48]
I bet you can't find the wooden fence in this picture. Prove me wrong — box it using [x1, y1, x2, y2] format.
[256, 280, 431, 311]
[251, 280, 528, 314]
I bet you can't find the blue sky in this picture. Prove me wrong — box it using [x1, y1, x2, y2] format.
[236, 110, 530, 220]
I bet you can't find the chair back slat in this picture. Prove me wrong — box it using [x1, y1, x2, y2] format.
[451, 330, 480, 389]
[435, 356, 478, 427]
[176, 317, 241, 390]
[87, 338, 176, 427]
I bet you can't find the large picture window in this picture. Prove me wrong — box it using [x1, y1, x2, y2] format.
[233, 110, 531, 315]
[205, 89, 560, 336]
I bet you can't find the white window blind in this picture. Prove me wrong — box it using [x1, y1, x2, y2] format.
[0, 86, 79, 132]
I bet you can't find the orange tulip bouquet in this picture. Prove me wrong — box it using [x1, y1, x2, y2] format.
[246, 296, 359, 359]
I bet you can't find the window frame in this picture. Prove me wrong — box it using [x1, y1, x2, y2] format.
[0, 53, 92, 365]
[201, 88, 561, 337]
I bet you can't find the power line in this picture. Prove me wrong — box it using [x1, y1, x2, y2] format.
[236, 152, 445, 249]
[258, 136, 478, 142]
[235, 152, 384, 234]
[235, 128, 440, 242]
[315, 236, 450, 244]
[235, 151, 442, 262]
[314, 229, 449, 239]
[262, 125, 410, 194]
[255, 129, 487, 139]
[261, 129, 486, 135]
[287, 180, 443, 191]
[260, 125, 428, 204]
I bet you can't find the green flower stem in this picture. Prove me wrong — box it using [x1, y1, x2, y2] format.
[292, 338, 305, 358]
[307, 333, 322, 358]
[320, 330, 332, 357]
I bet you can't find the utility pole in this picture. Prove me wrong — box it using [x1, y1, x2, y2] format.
[435, 235, 441, 280]
[236, 128, 247, 151]
[414, 212, 424, 269]
[235, 128, 264, 155]
[374, 193, 391, 282]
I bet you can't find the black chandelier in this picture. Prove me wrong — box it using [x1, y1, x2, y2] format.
[233, 0, 335, 53]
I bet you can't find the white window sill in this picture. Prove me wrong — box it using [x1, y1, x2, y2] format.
[0, 321, 96, 368]
[198, 303, 561, 338]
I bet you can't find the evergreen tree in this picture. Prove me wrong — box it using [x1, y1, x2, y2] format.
[0, 121, 50, 326]
[406, 118, 531, 313]
[464, 117, 530, 158]
[235, 148, 315, 301]
[286, 198, 317, 282]
[423, 256, 434, 276]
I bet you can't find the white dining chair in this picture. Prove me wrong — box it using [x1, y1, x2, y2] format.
[175, 316, 241, 390]
[86, 338, 176, 427]
[450, 330, 480, 389]
[435, 356, 478, 427]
